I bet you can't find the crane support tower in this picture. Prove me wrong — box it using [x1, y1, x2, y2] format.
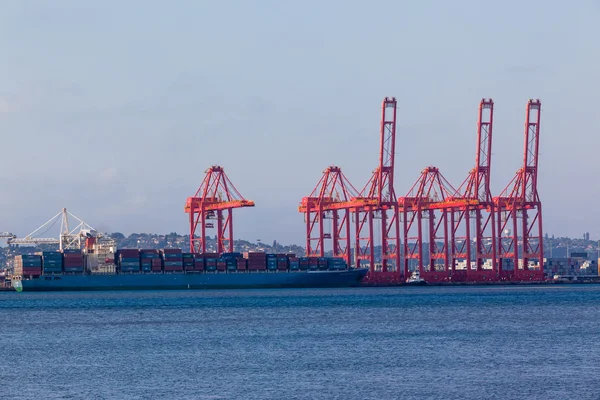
[298, 166, 374, 265]
[494, 100, 544, 280]
[355, 97, 401, 281]
[185, 166, 255, 254]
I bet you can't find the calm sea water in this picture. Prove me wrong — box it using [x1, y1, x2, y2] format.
[1, 285, 599, 400]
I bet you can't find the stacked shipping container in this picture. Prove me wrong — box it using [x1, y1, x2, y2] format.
[13, 249, 350, 277]
[221, 252, 243, 271]
[245, 252, 267, 271]
[14, 255, 42, 276]
[118, 249, 140, 272]
[41, 251, 63, 274]
[161, 248, 183, 271]
[63, 249, 84, 273]
[183, 253, 195, 271]
[192, 254, 205, 271]
[140, 249, 161, 272]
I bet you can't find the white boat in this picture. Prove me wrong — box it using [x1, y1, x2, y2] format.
[405, 269, 427, 285]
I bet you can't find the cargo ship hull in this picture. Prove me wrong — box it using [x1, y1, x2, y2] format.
[16, 268, 369, 291]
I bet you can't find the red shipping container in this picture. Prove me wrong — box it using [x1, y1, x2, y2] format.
[161, 248, 182, 255]
[151, 266, 162, 271]
[23, 268, 42, 274]
[140, 249, 159, 253]
[201, 252, 219, 259]
[119, 249, 139, 255]
[277, 265, 288, 271]
[244, 251, 267, 258]
[247, 263, 265, 268]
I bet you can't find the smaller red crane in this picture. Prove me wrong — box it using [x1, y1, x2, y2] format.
[299, 166, 372, 265]
[185, 166, 254, 254]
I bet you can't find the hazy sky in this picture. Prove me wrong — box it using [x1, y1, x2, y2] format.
[0, 0, 599, 245]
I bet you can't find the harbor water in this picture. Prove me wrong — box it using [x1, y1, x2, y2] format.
[1, 285, 599, 399]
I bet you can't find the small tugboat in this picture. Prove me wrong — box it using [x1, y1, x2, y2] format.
[405, 269, 427, 285]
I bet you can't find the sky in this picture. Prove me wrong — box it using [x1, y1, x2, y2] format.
[0, 0, 599, 245]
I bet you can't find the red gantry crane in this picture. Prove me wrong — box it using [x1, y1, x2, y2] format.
[494, 99, 544, 280]
[298, 166, 374, 265]
[355, 97, 401, 280]
[451, 98, 498, 281]
[185, 166, 254, 254]
[399, 167, 460, 280]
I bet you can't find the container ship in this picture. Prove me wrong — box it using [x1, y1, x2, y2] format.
[10, 238, 367, 291]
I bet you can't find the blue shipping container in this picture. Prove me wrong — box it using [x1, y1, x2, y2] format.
[163, 254, 182, 258]
[120, 263, 140, 268]
[221, 252, 242, 259]
[140, 253, 160, 259]
[64, 267, 84, 272]
[63, 249, 82, 254]
[164, 261, 183, 267]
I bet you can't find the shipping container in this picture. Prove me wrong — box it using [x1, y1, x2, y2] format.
[160, 248, 182, 255]
[62, 249, 82, 254]
[140, 253, 160, 259]
[64, 267, 84, 272]
[42, 251, 62, 257]
[201, 252, 219, 259]
[164, 261, 183, 267]
[222, 252, 242, 259]
[243, 251, 267, 259]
